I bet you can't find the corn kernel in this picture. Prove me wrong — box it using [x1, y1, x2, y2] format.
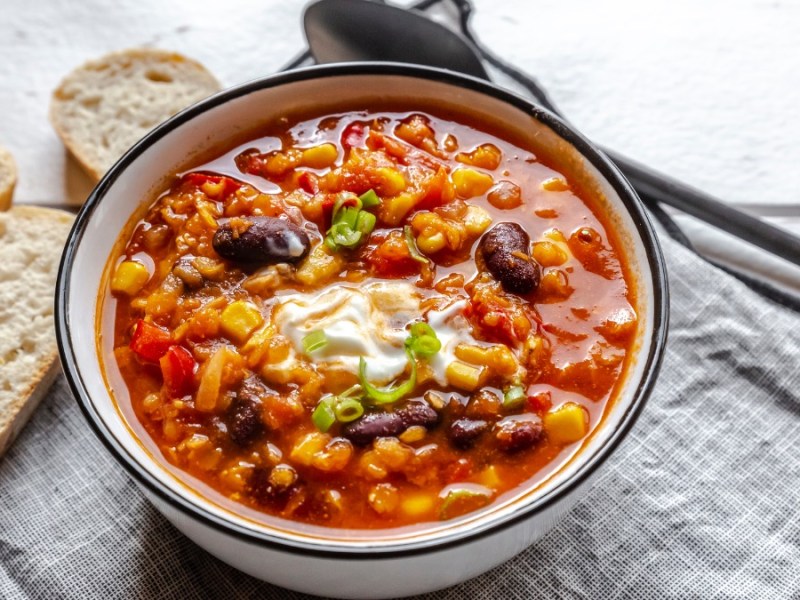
[368, 483, 400, 515]
[399, 425, 427, 444]
[539, 269, 572, 299]
[464, 205, 493, 237]
[296, 243, 345, 286]
[220, 301, 264, 345]
[375, 167, 406, 196]
[446, 360, 486, 391]
[424, 390, 446, 410]
[196, 202, 218, 228]
[456, 143, 502, 170]
[290, 433, 330, 466]
[541, 177, 569, 192]
[142, 393, 161, 414]
[454, 344, 517, 377]
[219, 462, 255, 493]
[489, 345, 518, 376]
[476, 465, 501, 489]
[381, 192, 416, 226]
[544, 229, 568, 244]
[311, 438, 354, 472]
[417, 231, 446, 254]
[239, 324, 275, 368]
[455, 344, 490, 365]
[533, 241, 569, 267]
[301, 143, 338, 169]
[543, 402, 589, 444]
[162, 418, 181, 442]
[200, 179, 225, 198]
[401, 493, 435, 517]
[110, 260, 150, 296]
[452, 168, 494, 199]
[269, 463, 298, 489]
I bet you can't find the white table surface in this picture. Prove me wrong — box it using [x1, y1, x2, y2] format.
[2, 0, 799, 274]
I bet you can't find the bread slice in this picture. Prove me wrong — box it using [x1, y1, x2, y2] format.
[0, 146, 17, 211]
[0, 206, 75, 456]
[50, 48, 220, 181]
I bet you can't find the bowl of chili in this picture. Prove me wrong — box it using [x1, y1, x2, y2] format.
[56, 63, 668, 598]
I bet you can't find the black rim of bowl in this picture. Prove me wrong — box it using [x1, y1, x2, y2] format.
[55, 62, 669, 559]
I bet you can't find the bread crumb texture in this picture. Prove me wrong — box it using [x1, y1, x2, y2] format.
[50, 48, 220, 180]
[0, 206, 74, 452]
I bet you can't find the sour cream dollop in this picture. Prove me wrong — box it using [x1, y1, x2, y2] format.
[272, 282, 477, 385]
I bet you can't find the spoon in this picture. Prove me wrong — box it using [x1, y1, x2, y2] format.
[303, 0, 488, 79]
[304, 0, 800, 267]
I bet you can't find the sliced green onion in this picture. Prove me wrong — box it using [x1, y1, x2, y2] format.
[503, 385, 527, 410]
[326, 222, 362, 250]
[410, 322, 436, 339]
[405, 322, 441, 359]
[332, 192, 362, 215]
[359, 348, 417, 405]
[439, 486, 493, 520]
[334, 397, 364, 423]
[339, 205, 361, 229]
[302, 330, 329, 354]
[355, 210, 376, 235]
[312, 398, 336, 432]
[325, 192, 377, 251]
[359, 189, 381, 208]
[408, 334, 441, 358]
[403, 225, 430, 264]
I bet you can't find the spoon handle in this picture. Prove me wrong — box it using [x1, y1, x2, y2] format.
[452, 0, 800, 266]
[606, 152, 800, 265]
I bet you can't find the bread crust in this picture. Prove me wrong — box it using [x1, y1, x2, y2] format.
[0, 145, 16, 211]
[0, 355, 60, 456]
[0, 205, 74, 456]
[50, 48, 220, 181]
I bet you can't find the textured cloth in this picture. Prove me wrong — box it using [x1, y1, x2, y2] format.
[1, 233, 799, 599]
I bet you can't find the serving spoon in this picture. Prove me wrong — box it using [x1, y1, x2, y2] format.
[303, 0, 800, 266]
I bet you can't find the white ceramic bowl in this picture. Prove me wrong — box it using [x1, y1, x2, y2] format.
[56, 64, 668, 599]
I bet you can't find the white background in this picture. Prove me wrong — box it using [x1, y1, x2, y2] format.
[2, 0, 799, 287]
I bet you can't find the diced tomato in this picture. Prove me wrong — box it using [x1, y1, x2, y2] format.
[527, 390, 553, 413]
[341, 121, 367, 149]
[368, 130, 444, 171]
[444, 458, 473, 483]
[368, 130, 407, 159]
[416, 166, 454, 210]
[130, 320, 172, 363]
[367, 231, 420, 277]
[182, 172, 242, 199]
[297, 171, 319, 194]
[160, 345, 197, 397]
[465, 299, 518, 346]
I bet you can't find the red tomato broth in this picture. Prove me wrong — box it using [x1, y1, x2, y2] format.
[101, 107, 639, 530]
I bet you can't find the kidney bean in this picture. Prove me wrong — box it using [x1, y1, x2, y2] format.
[227, 396, 263, 446]
[341, 412, 404, 446]
[449, 418, 489, 449]
[399, 400, 439, 429]
[172, 259, 204, 289]
[141, 223, 171, 252]
[342, 401, 440, 446]
[465, 390, 502, 420]
[494, 413, 543, 452]
[249, 466, 299, 510]
[478, 222, 540, 294]
[213, 216, 310, 264]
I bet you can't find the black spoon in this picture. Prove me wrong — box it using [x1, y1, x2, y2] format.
[303, 0, 800, 266]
